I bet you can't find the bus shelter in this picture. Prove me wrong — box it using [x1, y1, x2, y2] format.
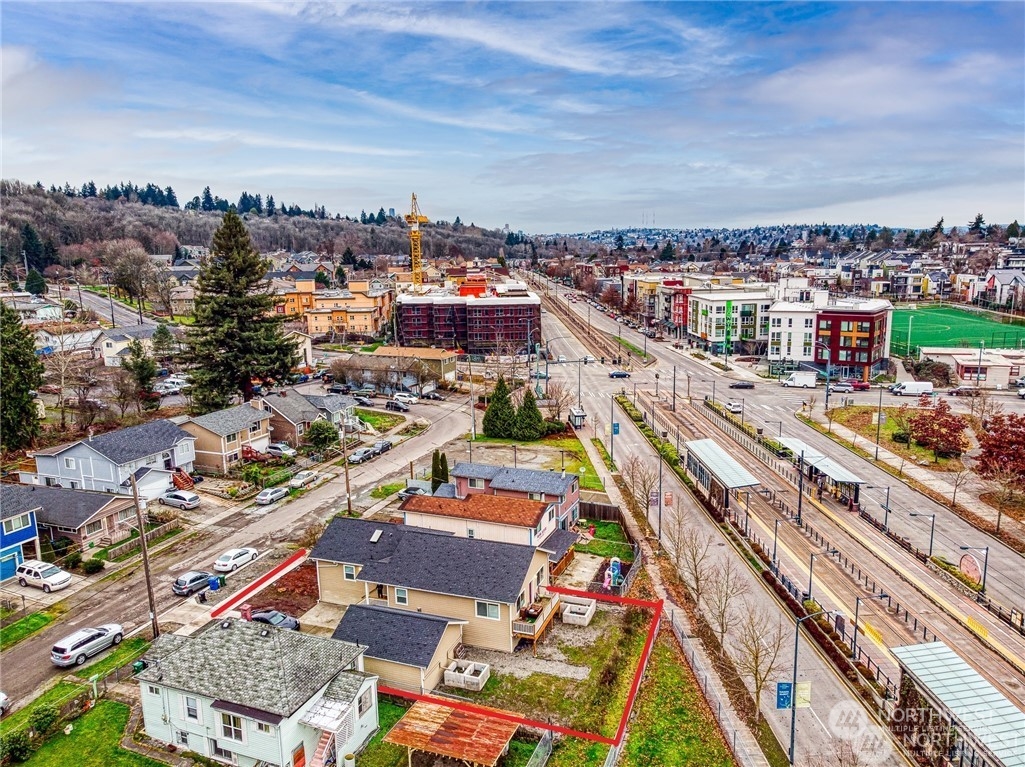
[778, 437, 865, 506]
[684, 438, 759, 510]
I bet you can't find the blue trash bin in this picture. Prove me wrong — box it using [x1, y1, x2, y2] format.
[208, 576, 220, 592]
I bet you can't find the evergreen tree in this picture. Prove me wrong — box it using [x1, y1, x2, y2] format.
[431, 449, 442, 492]
[24, 269, 46, 295]
[305, 419, 339, 451]
[513, 389, 545, 441]
[482, 376, 516, 438]
[183, 211, 298, 412]
[969, 213, 987, 236]
[150, 323, 176, 364]
[335, 265, 347, 286]
[266, 195, 276, 216]
[0, 303, 44, 452]
[376, 207, 387, 225]
[201, 186, 215, 211]
[121, 339, 159, 412]
[165, 186, 179, 207]
[315, 271, 331, 288]
[21, 224, 44, 271]
[1007, 220, 1020, 240]
[439, 452, 449, 482]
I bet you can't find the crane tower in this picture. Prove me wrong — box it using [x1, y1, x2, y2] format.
[405, 193, 429, 291]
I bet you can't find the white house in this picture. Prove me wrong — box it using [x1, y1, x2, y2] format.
[20, 419, 195, 500]
[138, 619, 378, 767]
[95, 324, 158, 366]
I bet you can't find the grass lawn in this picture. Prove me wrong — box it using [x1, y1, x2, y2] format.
[1, 609, 57, 649]
[370, 482, 405, 500]
[356, 408, 405, 432]
[574, 520, 635, 562]
[23, 700, 163, 767]
[0, 682, 86, 736]
[614, 335, 648, 360]
[591, 437, 616, 472]
[355, 699, 409, 767]
[74, 636, 149, 679]
[827, 405, 963, 471]
[473, 434, 604, 491]
[618, 631, 735, 767]
[891, 306, 1025, 355]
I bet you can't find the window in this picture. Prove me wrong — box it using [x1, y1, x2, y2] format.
[249, 424, 261, 435]
[69, 481, 79, 490]
[177, 731, 189, 746]
[804, 318, 813, 328]
[184, 696, 199, 721]
[467, 528, 475, 539]
[343, 564, 356, 581]
[84, 520, 103, 537]
[475, 601, 500, 620]
[394, 588, 408, 605]
[358, 688, 374, 717]
[771, 317, 781, 328]
[256, 722, 272, 734]
[547, 508, 555, 522]
[528, 492, 544, 501]
[220, 713, 243, 742]
[117, 508, 133, 523]
[211, 741, 232, 760]
[64, 457, 76, 470]
[468, 478, 484, 489]
[147, 685, 160, 696]
[3, 513, 31, 535]
[226, 432, 238, 444]
[178, 444, 189, 455]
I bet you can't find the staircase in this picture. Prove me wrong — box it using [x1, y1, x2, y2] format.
[309, 731, 334, 767]
[172, 468, 194, 490]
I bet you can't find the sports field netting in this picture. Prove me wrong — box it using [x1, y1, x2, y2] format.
[892, 305, 1025, 355]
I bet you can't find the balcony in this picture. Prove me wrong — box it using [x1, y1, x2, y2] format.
[512, 590, 560, 638]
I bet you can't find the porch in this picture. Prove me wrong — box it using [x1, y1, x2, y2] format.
[512, 589, 560, 654]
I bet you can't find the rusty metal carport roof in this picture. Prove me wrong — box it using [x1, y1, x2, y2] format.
[383, 700, 519, 766]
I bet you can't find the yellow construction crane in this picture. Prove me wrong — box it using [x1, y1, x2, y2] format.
[405, 193, 429, 291]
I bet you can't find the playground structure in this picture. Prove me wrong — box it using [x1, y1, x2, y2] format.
[603, 557, 624, 590]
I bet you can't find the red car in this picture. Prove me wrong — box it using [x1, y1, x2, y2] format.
[845, 380, 871, 391]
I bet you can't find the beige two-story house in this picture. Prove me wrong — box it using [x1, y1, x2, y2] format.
[178, 405, 271, 474]
[311, 518, 555, 654]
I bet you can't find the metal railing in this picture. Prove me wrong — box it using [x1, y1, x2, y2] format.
[525, 729, 554, 767]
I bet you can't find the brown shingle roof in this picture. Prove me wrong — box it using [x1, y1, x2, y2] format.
[400, 493, 547, 528]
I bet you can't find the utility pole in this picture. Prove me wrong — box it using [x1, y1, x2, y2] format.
[672, 365, 677, 411]
[130, 475, 160, 639]
[340, 428, 353, 515]
[609, 392, 615, 465]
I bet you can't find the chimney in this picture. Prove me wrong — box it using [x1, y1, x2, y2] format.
[240, 603, 253, 621]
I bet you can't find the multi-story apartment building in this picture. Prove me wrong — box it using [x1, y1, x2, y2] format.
[395, 284, 541, 354]
[767, 301, 819, 364]
[815, 298, 893, 381]
[686, 290, 773, 355]
[655, 281, 691, 338]
[276, 279, 394, 340]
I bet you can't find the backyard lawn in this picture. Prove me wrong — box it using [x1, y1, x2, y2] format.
[355, 408, 405, 432]
[23, 700, 163, 767]
[0, 682, 86, 736]
[573, 520, 634, 562]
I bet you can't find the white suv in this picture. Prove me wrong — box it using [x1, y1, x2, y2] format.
[724, 401, 744, 415]
[16, 560, 72, 593]
[393, 391, 418, 405]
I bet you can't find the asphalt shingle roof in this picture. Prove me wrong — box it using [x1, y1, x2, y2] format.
[35, 419, 194, 465]
[303, 393, 355, 414]
[261, 391, 320, 425]
[312, 517, 536, 603]
[189, 404, 268, 437]
[333, 605, 456, 668]
[0, 484, 127, 529]
[136, 618, 365, 717]
[451, 462, 576, 496]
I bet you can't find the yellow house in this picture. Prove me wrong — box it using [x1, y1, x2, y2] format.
[302, 282, 394, 339]
[311, 518, 556, 654]
[178, 404, 271, 474]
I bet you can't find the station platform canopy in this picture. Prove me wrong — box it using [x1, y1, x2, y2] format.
[684, 439, 758, 489]
[777, 437, 864, 485]
[892, 643, 1025, 767]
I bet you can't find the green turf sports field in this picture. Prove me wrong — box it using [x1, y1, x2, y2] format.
[892, 305, 1025, 355]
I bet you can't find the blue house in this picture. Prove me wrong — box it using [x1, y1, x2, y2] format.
[1, 492, 40, 581]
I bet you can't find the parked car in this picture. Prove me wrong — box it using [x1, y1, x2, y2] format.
[728, 381, 755, 390]
[373, 440, 393, 454]
[828, 382, 855, 393]
[254, 486, 289, 505]
[845, 380, 872, 391]
[393, 392, 418, 405]
[724, 401, 744, 415]
[385, 400, 410, 412]
[948, 386, 982, 397]
[288, 470, 318, 488]
[349, 447, 376, 464]
[16, 560, 72, 593]
[328, 383, 351, 394]
[353, 395, 374, 407]
[0, 691, 9, 715]
[213, 547, 259, 572]
[251, 609, 300, 631]
[37, 384, 62, 395]
[422, 391, 444, 401]
[159, 490, 201, 510]
[398, 486, 429, 500]
[354, 388, 377, 398]
[50, 624, 123, 667]
[172, 570, 214, 596]
[266, 443, 297, 458]
[530, 371, 549, 380]
[557, 355, 567, 363]
[609, 370, 630, 379]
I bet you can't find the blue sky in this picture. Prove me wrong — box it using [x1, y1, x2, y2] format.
[2, 2, 1022, 233]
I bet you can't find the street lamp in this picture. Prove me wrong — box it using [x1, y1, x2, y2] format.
[815, 340, 833, 411]
[766, 420, 783, 438]
[959, 546, 990, 593]
[907, 315, 914, 356]
[851, 593, 889, 660]
[806, 549, 837, 604]
[772, 519, 782, 565]
[867, 485, 891, 531]
[909, 513, 936, 558]
[790, 610, 834, 765]
[874, 384, 885, 460]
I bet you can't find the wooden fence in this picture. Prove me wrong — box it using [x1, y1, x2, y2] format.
[105, 520, 181, 560]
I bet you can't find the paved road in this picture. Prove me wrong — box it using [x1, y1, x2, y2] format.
[74, 287, 153, 328]
[0, 396, 473, 710]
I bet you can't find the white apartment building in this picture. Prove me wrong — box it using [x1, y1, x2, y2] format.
[766, 302, 818, 363]
[686, 290, 773, 354]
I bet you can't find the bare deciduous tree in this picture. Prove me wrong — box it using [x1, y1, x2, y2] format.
[950, 464, 974, 508]
[975, 389, 1003, 422]
[706, 558, 749, 654]
[730, 605, 786, 723]
[620, 455, 658, 514]
[110, 368, 137, 417]
[668, 524, 714, 606]
[148, 264, 177, 320]
[543, 380, 575, 421]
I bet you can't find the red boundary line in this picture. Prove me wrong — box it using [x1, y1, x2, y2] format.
[210, 548, 308, 618]
[381, 586, 663, 748]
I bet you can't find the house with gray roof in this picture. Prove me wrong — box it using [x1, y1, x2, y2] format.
[311, 516, 556, 653]
[332, 604, 466, 694]
[450, 461, 581, 530]
[138, 618, 378, 767]
[95, 324, 159, 366]
[1, 484, 138, 548]
[179, 404, 271, 473]
[259, 390, 355, 447]
[20, 419, 196, 500]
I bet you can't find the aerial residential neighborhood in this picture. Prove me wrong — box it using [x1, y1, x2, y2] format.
[2, 3, 1024, 767]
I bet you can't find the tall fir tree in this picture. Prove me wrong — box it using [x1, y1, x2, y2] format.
[431, 449, 442, 492]
[482, 376, 516, 438]
[20, 224, 44, 271]
[513, 388, 545, 441]
[150, 323, 176, 364]
[24, 269, 46, 296]
[121, 340, 158, 412]
[439, 452, 449, 482]
[183, 211, 298, 412]
[0, 303, 44, 451]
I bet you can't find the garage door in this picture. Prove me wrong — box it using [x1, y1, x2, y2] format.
[0, 552, 20, 581]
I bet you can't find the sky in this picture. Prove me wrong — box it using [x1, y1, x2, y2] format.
[2, 2, 1023, 233]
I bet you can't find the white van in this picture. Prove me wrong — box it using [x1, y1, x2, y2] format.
[893, 381, 933, 396]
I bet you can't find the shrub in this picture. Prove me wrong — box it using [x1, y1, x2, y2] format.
[64, 551, 83, 570]
[0, 729, 33, 762]
[81, 558, 105, 575]
[50, 537, 75, 557]
[892, 431, 910, 444]
[28, 703, 59, 735]
[297, 522, 325, 549]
